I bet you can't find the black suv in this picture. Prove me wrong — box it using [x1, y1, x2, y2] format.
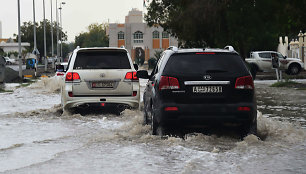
[137, 47, 257, 136]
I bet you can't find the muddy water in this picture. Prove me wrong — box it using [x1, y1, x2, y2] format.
[256, 83, 306, 128]
[0, 79, 305, 173]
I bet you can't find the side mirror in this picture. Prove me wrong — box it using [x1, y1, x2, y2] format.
[284, 56, 287, 59]
[133, 64, 139, 71]
[136, 70, 149, 79]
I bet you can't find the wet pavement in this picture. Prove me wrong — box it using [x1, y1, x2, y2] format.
[0, 78, 305, 173]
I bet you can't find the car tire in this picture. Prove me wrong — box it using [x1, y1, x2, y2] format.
[288, 64, 301, 75]
[250, 64, 258, 79]
[241, 120, 257, 138]
[150, 103, 166, 136]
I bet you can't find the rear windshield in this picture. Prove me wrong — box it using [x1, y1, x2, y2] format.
[73, 50, 131, 69]
[163, 53, 248, 75]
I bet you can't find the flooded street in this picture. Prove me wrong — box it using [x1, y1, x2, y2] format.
[0, 78, 305, 173]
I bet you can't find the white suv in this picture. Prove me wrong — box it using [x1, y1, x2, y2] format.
[61, 47, 140, 113]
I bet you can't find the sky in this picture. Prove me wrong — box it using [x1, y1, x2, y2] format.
[0, 0, 145, 42]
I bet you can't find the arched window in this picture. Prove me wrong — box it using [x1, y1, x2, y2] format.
[133, 31, 143, 43]
[162, 31, 169, 38]
[118, 31, 124, 40]
[152, 31, 160, 39]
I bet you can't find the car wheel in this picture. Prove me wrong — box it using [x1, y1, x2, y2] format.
[288, 64, 301, 75]
[150, 104, 167, 136]
[150, 104, 158, 135]
[241, 120, 257, 138]
[250, 64, 258, 79]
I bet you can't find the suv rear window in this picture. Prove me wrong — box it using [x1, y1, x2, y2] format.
[163, 53, 248, 75]
[73, 50, 131, 69]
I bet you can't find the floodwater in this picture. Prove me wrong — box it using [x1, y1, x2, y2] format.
[0, 78, 305, 173]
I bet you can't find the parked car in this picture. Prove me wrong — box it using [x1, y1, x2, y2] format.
[245, 51, 304, 75]
[61, 47, 140, 114]
[4, 57, 16, 65]
[137, 47, 257, 136]
[55, 62, 68, 76]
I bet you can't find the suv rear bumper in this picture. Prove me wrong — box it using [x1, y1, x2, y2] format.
[63, 95, 139, 110]
[157, 102, 256, 126]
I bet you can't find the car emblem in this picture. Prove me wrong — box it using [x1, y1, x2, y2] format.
[100, 73, 105, 78]
[203, 75, 212, 80]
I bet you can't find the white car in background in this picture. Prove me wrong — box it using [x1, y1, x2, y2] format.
[61, 47, 140, 114]
[245, 51, 304, 75]
[4, 57, 16, 65]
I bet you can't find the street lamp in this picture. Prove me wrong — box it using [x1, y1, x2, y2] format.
[59, 1, 65, 62]
[43, 0, 47, 72]
[50, 0, 55, 69]
[32, 0, 39, 77]
[17, 0, 22, 78]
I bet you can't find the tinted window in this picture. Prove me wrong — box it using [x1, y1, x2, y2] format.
[258, 53, 271, 59]
[163, 53, 248, 75]
[73, 50, 131, 69]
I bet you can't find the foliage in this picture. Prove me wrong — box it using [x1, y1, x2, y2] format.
[15, 20, 68, 58]
[148, 58, 158, 69]
[0, 48, 4, 56]
[153, 49, 163, 60]
[271, 80, 306, 89]
[74, 23, 109, 48]
[8, 51, 19, 58]
[145, 0, 306, 58]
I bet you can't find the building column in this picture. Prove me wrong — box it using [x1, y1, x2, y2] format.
[298, 31, 303, 62]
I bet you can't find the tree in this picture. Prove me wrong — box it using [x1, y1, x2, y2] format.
[145, 0, 306, 58]
[15, 20, 67, 58]
[75, 23, 109, 48]
[0, 48, 4, 57]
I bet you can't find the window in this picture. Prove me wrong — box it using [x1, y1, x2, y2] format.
[152, 31, 160, 39]
[133, 31, 143, 43]
[74, 50, 131, 69]
[164, 53, 248, 75]
[118, 31, 124, 40]
[258, 53, 271, 59]
[162, 31, 169, 38]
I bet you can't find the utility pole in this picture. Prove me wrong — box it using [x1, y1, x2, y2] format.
[59, 6, 62, 61]
[50, 0, 55, 69]
[59, 2, 65, 62]
[17, 0, 22, 78]
[33, 0, 39, 77]
[43, 0, 47, 72]
[56, 0, 59, 63]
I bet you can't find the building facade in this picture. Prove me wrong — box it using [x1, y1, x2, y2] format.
[278, 31, 306, 70]
[0, 21, 2, 39]
[108, 8, 178, 63]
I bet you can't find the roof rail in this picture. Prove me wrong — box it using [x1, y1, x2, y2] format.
[167, 46, 178, 52]
[76, 46, 80, 49]
[224, 45, 235, 52]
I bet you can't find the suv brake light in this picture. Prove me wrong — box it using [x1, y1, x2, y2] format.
[125, 72, 139, 81]
[65, 72, 80, 82]
[235, 76, 254, 89]
[159, 76, 180, 90]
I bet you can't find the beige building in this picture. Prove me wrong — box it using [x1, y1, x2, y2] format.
[108, 8, 178, 63]
[279, 31, 306, 69]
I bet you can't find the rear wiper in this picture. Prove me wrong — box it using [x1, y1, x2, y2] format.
[205, 70, 227, 73]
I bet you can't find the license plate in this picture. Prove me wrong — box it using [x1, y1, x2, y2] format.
[92, 81, 114, 88]
[192, 86, 223, 93]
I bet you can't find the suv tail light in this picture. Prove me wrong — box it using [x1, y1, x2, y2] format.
[56, 72, 65, 76]
[125, 72, 139, 81]
[235, 76, 254, 89]
[159, 76, 180, 90]
[65, 72, 80, 82]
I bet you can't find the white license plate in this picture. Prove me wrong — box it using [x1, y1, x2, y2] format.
[92, 81, 114, 88]
[192, 86, 223, 93]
